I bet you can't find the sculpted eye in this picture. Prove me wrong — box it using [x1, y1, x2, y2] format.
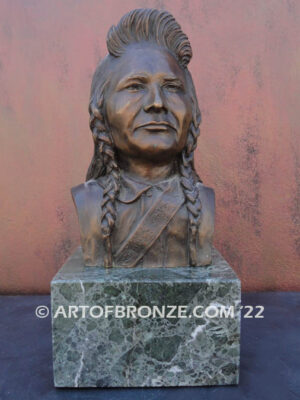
[125, 83, 144, 91]
[163, 83, 182, 92]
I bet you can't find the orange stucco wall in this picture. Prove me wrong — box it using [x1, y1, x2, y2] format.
[0, 0, 299, 293]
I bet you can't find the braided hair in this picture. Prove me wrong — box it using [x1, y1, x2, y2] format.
[87, 9, 202, 267]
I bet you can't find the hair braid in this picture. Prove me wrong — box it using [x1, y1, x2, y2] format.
[88, 98, 120, 267]
[179, 116, 202, 266]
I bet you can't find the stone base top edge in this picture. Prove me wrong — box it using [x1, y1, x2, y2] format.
[51, 246, 240, 285]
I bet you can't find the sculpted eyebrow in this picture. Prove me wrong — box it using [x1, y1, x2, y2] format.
[163, 77, 184, 85]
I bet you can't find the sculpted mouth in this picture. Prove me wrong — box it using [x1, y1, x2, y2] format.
[136, 121, 176, 131]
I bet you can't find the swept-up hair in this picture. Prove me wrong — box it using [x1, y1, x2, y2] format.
[86, 8, 202, 267]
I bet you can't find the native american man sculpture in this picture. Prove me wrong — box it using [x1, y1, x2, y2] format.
[72, 9, 215, 268]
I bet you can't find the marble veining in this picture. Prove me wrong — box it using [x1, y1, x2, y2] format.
[51, 247, 241, 387]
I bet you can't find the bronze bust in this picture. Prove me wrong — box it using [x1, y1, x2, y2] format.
[72, 9, 215, 268]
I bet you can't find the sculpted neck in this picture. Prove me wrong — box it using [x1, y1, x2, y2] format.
[117, 154, 177, 183]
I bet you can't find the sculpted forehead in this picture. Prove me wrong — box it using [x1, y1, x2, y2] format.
[107, 44, 186, 88]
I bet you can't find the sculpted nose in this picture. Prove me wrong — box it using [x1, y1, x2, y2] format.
[143, 84, 167, 113]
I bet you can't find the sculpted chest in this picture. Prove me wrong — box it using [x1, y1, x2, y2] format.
[71, 174, 214, 268]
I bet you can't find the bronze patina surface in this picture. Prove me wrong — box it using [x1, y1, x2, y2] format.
[72, 9, 215, 268]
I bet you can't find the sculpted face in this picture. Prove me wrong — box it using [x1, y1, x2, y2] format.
[104, 43, 193, 162]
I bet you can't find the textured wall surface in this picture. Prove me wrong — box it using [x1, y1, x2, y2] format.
[0, 0, 299, 293]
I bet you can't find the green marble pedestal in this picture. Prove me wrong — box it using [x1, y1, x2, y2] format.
[51, 247, 241, 387]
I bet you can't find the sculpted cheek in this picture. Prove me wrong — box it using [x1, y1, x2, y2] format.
[110, 95, 141, 123]
[173, 98, 192, 132]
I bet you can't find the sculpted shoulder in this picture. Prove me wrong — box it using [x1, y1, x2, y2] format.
[196, 182, 215, 265]
[71, 179, 105, 266]
[197, 182, 215, 220]
[197, 182, 215, 233]
[71, 179, 104, 212]
[71, 179, 104, 240]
